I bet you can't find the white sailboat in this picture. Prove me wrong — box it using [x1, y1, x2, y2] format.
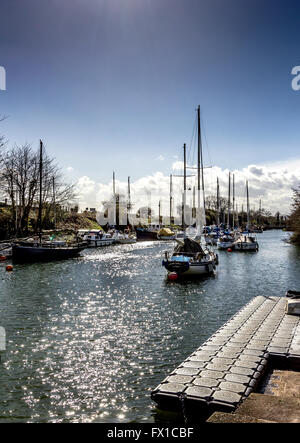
[113, 231, 137, 244]
[232, 181, 259, 251]
[217, 233, 235, 249]
[162, 106, 218, 279]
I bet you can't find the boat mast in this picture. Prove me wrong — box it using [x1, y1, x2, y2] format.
[197, 106, 202, 234]
[216, 177, 220, 226]
[246, 180, 250, 231]
[169, 174, 173, 226]
[38, 139, 43, 243]
[227, 172, 231, 229]
[113, 171, 119, 228]
[127, 176, 131, 226]
[182, 143, 186, 230]
[159, 200, 161, 227]
[232, 173, 235, 229]
[192, 185, 196, 220]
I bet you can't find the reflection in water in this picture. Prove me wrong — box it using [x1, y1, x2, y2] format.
[0, 231, 299, 422]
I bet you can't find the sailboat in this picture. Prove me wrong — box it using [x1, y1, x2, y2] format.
[162, 106, 218, 279]
[217, 172, 238, 249]
[12, 140, 86, 263]
[232, 181, 259, 251]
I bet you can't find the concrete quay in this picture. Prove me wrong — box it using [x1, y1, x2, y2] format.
[207, 369, 300, 423]
[151, 296, 300, 416]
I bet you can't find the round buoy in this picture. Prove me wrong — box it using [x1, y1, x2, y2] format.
[227, 248, 232, 252]
[168, 272, 178, 281]
[0, 256, 7, 261]
[6, 265, 13, 272]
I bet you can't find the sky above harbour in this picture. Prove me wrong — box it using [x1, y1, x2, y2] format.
[0, 0, 300, 214]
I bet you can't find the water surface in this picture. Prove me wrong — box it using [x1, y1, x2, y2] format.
[0, 230, 299, 422]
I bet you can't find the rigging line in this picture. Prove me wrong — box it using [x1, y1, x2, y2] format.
[200, 112, 214, 196]
[187, 111, 197, 170]
[201, 113, 213, 168]
[188, 110, 198, 192]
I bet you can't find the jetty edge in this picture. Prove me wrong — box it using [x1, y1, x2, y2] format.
[151, 295, 300, 420]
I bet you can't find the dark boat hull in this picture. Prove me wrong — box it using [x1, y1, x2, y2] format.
[12, 243, 85, 263]
[135, 229, 158, 241]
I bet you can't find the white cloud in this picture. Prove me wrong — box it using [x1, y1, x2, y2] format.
[75, 159, 300, 216]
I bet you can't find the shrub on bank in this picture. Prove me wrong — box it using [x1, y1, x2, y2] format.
[288, 186, 300, 246]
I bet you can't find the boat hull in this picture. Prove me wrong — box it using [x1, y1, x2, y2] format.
[135, 230, 159, 241]
[86, 239, 115, 247]
[12, 243, 85, 263]
[115, 238, 137, 244]
[217, 241, 234, 249]
[163, 259, 216, 277]
[233, 242, 258, 251]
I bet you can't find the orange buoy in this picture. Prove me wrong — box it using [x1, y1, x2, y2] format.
[227, 248, 232, 252]
[5, 265, 13, 272]
[0, 256, 7, 261]
[168, 272, 178, 281]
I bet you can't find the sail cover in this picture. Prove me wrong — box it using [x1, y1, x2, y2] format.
[174, 237, 204, 254]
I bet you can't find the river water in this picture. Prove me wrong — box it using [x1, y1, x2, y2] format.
[0, 230, 299, 423]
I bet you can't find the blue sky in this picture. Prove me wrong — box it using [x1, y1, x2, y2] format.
[0, 0, 300, 211]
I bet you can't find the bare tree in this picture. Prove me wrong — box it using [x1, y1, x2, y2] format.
[0, 115, 8, 165]
[0, 143, 76, 235]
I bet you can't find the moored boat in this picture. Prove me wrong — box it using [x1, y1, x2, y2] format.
[11, 140, 87, 264]
[232, 181, 259, 251]
[162, 237, 218, 278]
[232, 233, 259, 251]
[113, 231, 137, 244]
[162, 105, 219, 279]
[12, 239, 86, 263]
[135, 224, 160, 241]
[81, 229, 115, 247]
[217, 233, 234, 249]
[157, 227, 176, 241]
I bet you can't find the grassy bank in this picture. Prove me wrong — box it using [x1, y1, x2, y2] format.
[0, 209, 103, 240]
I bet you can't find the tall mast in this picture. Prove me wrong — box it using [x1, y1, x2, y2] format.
[113, 171, 119, 227]
[227, 172, 231, 229]
[216, 177, 220, 226]
[169, 174, 173, 226]
[192, 186, 195, 220]
[246, 180, 250, 230]
[197, 106, 202, 233]
[113, 171, 116, 196]
[158, 200, 161, 227]
[182, 143, 186, 229]
[232, 173, 235, 229]
[127, 176, 131, 226]
[38, 139, 43, 242]
[200, 117, 206, 219]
